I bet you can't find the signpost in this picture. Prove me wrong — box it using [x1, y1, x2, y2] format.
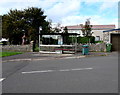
[39, 26, 42, 52]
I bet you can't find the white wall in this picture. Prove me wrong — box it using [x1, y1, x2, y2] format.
[92, 30, 103, 41]
[68, 29, 104, 40]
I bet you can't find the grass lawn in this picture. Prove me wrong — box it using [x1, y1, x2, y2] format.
[0, 52, 23, 57]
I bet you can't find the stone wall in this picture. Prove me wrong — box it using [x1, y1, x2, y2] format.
[40, 43, 107, 52]
[77, 43, 106, 52]
[2, 44, 33, 52]
[1, 43, 107, 52]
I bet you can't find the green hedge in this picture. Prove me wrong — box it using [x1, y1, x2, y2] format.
[77, 36, 95, 44]
[68, 36, 95, 44]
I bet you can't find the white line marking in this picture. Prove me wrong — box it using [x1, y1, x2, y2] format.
[22, 68, 93, 74]
[22, 70, 54, 74]
[59, 69, 70, 72]
[0, 78, 5, 82]
[71, 68, 93, 71]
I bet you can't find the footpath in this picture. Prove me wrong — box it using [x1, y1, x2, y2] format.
[2, 51, 116, 62]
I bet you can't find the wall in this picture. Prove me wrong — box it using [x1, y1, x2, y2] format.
[92, 30, 103, 41]
[40, 43, 107, 52]
[77, 43, 106, 52]
[68, 29, 104, 41]
[103, 31, 119, 43]
[2, 44, 33, 52]
[2, 43, 107, 52]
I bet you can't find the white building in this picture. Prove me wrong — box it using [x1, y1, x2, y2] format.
[63, 24, 115, 41]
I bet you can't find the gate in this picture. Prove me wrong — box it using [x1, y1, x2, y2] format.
[111, 33, 120, 51]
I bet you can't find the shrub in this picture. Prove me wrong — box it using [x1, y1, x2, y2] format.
[95, 41, 103, 43]
[77, 36, 95, 44]
[34, 46, 39, 52]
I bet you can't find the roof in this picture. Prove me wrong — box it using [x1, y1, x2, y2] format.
[39, 33, 79, 36]
[103, 28, 120, 32]
[65, 24, 115, 30]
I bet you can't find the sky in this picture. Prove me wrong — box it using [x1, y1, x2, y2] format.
[0, 0, 119, 28]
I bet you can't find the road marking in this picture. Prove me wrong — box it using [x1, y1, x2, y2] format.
[59, 69, 70, 72]
[22, 68, 93, 74]
[22, 70, 54, 74]
[71, 68, 93, 71]
[0, 78, 5, 82]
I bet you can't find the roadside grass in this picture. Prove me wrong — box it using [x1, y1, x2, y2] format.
[0, 52, 23, 57]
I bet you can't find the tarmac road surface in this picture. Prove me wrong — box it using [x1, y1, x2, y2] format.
[2, 52, 118, 93]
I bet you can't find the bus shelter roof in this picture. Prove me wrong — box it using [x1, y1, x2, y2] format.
[39, 33, 79, 36]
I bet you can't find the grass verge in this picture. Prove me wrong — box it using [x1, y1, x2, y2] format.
[0, 52, 23, 57]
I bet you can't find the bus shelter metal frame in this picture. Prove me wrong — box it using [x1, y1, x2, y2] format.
[39, 33, 79, 53]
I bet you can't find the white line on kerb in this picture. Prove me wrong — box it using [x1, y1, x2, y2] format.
[22, 68, 93, 74]
[0, 78, 5, 82]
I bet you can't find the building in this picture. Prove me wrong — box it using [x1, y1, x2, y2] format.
[63, 24, 115, 41]
[103, 29, 120, 51]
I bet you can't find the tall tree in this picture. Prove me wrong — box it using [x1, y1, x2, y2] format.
[80, 19, 93, 37]
[63, 26, 69, 44]
[2, 7, 51, 45]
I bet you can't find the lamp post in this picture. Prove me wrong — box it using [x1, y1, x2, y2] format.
[39, 26, 42, 52]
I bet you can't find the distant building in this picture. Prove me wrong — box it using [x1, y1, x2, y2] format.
[63, 24, 115, 41]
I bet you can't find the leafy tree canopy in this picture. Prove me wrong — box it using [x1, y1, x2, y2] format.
[2, 7, 51, 45]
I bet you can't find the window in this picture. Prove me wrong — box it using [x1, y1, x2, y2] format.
[95, 36, 100, 41]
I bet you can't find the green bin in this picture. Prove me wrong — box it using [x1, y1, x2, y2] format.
[82, 45, 89, 55]
[106, 43, 112, 52]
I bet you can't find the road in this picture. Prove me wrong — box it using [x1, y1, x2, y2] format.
[2, 52, 118, 93]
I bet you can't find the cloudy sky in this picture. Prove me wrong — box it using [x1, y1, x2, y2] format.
[0, 0, 119, 28]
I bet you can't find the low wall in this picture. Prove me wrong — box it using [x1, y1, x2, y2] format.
[77, 43, 107, 52]
[1, 43, 107, 52]
[2, 44, 33, 52]
[40, 43, 107, 52]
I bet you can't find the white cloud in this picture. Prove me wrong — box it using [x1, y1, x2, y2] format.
[0, 0, 59, 14]
[99, 2, 118, 12]
[45, 0, 81, 23]
[0, 0, 118, 28]
[82, 0, 119, 2]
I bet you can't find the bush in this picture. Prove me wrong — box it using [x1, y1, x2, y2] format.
[95, 41, 103, 43]
[77, 36, 95, 44]
[34, 46, 39, 52]
[66, 36, 95, 44]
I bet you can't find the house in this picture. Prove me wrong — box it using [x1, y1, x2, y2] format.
[63, 24, 115, 41]
[103, 28, 120, 43]
[103, 28, 120, 51]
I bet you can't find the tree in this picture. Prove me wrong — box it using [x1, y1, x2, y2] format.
[63, 26, 70, 44]
[2, 7, 51, 45]
[54, 23, 61, 33]
[80, 19, 94, 43]
[2, 10, 25, 44]
[80, 19, 93, 37]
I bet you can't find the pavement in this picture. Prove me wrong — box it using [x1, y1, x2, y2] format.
[2, 51, 115, 62]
